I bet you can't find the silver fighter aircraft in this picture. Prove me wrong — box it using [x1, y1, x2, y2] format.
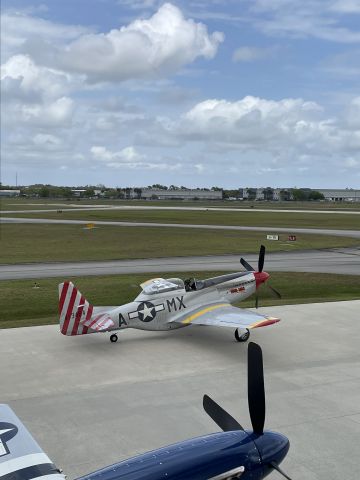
[59, 246, 281, 343]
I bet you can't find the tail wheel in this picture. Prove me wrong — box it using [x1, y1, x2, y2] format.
[110, 334, 118, 343]
[235, 328, 250, 343]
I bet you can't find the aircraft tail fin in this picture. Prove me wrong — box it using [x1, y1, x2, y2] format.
[59, 281, 93, 336]
[0, 404, 65, 479]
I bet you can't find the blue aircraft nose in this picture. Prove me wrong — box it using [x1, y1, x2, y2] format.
[253, 431, 290, 478]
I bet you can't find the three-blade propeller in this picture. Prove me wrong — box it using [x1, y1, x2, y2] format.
[240, 245, 282, 307]
[203, 343, 265, 435]
[203, 343, 292, 479]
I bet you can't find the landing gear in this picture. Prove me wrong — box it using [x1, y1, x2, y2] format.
[110, 334, 118, 343]
[235, 328, 250, 343]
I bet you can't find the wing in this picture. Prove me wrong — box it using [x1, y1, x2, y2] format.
[170, 302, 280, 329]
[0, 404, 65, 479]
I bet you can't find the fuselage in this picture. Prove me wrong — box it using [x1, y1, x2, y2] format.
[103, 272, 257, 333]
[76, 430, 289, 480]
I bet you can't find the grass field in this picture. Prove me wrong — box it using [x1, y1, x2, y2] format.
[0, 223, 358, 264]
[1, 271, 359, 329]
[4, 206, 359, 230]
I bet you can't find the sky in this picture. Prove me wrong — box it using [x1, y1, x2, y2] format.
[1, 0, 360, 189]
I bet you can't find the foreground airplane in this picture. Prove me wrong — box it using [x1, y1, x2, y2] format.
[59, 246, 282, 343]
[0, 343, 291, 480]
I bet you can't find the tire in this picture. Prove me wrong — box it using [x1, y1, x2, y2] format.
[234, 328, 250, 343]
[110, 334, 118, 343]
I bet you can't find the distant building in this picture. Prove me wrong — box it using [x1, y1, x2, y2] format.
[135, 188, 223, 200]
[0, 189, 21, 197]
[71, 189, 87, 197]
[239, 187, 360, 202]
[316, 189, 360, 202]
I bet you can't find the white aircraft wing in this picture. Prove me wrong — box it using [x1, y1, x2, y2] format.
[0, 404, 65, 480]
[169, 302, 280, 329]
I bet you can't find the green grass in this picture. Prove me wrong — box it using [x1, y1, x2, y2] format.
[0, 224, 358, 264]
[1, 272, 359, 329]
[4, 207, 359, 230]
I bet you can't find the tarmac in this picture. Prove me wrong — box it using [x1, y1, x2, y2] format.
[1, 300, 360, 479]
[1, 247, 359, 279]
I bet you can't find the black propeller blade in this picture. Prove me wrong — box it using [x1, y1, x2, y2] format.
[204, 343, 265, 435]
[203, 394, 244, 432]
[270, 462, 293, 480]
[258, 245, 265, 273]
[248, 342, 265, 435]
[240, 257, 254, 272]
[240, 245, 265, 273]
[268, 284, 282, 299]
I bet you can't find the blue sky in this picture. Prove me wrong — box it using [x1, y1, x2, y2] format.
[1, 0, 360, 188]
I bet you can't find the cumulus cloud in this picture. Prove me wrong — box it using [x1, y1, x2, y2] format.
[1, 11, 91, 61]
[1, 54, 74, 100]
[10, 96, 74, 127]
[90, 145, 181, 170]
[91, 145, 143, 163]
[180, 96, 323, 147]
[169, 95, 360, 176]
[59, 3, 224, 82]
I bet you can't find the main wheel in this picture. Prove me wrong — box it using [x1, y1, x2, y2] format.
[234, 328, 250, 343]
[110, 334, 118, 343]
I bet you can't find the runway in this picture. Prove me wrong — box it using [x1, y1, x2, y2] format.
[1, 247, 359, 279]
[2, 216, 360, 239]
[3, 204, 360, 214]
[1, 300, 359, 479]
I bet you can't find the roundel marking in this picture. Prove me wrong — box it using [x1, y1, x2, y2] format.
[0, 422, 18, 457]
[137, 301, 157, 322]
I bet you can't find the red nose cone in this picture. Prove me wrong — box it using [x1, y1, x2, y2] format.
[255, 271, 270, 288]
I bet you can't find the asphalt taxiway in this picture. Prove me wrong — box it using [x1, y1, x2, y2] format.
[1, 300, 359, 479]
[0, 247, 359, 279]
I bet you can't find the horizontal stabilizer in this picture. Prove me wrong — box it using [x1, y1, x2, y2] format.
[81, 312, 114, 331]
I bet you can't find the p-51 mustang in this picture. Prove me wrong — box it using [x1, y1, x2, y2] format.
[59, 246, 281, 343]
[0, 343, 291, 480]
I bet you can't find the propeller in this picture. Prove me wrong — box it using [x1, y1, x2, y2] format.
[258, 244, 265, 273]
[247, 342, 265, 434]
[203, 343, 264, 434]
[203, 342, 264, 435]
[240, 245, 282, 307]
[240, 257, 254, 272]
[203, 395, 243, 432]
[203, 343, 292, 479]
[270, 462, 293, 480]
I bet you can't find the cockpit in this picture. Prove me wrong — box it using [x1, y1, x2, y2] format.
[141, 278, 185, 295]
[184, 278, 205, 291]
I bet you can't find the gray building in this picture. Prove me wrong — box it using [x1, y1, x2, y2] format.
[240, 187, 360, 202]
[137, 188, 223, 200]
[0, 189, 21, 197]
[316, 189, 360, 202]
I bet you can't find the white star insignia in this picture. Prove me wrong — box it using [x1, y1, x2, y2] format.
[141, 305, 154, 320]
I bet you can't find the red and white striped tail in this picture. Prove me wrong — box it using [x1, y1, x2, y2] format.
[59, 281, 93, 336]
